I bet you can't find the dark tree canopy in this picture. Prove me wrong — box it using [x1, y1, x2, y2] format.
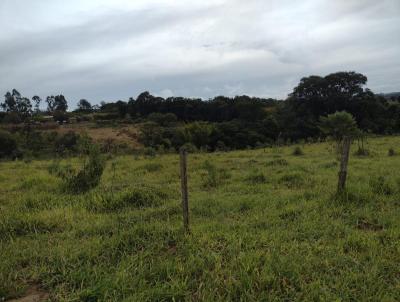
[1, 89, 32, 117]
[1, 70, 399, 153]
[32, 95, 42, 112]
[46, 95, 68, 112]
[77, 99, 92, 111]
[283, 71, 388, 137]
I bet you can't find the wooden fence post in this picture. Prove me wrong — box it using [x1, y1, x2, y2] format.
[180, 148, 189, 233]
[337, 137, 351, 193]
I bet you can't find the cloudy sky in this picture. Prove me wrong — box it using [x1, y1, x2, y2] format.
[0, 0, 399, 107]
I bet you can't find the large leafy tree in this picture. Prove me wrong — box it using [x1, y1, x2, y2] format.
[284, 71, 390, 137]
[1, 90, 19, 112]
[77, 99, 92, 111]
[46, 94, 68, 112]
[1, 89, 32, 117]
[32, 96, 42, 113]
[289, 71, 368, 118]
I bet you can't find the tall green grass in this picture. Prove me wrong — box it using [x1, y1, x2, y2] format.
[0, 136, 399, 301]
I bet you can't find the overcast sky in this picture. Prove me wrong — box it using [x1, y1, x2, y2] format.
[0, 0, 399, 107]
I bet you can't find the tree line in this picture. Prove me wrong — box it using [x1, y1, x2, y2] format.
[1, 71, 400, 156]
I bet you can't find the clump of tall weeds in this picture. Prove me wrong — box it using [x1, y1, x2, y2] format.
[201, 160, 230, 188]
[48, 137, 106, 193]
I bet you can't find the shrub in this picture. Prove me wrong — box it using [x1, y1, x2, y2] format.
[67, 148, 105, 193]
[181, 142, 197, 153]
[388, 148, 396, 156]
[143, 147, 156, 158]
[55, 131, 80, 153]
[52, 110, 69, 123]
[51, 144, 106, 193]
[201, 160, 230, 188]
[292, 146, 304, 156]
[319, 111, 359, 142]
[0, 130, 17, 158]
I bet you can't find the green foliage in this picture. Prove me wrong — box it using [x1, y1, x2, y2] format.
[0, 130, 17, 158]
[292, 146, 304, 156]
[143, 147, 157, 158]
[52, 110, 69, 123]
[1, 136, 400, 301]
[46, 94, 68, 112]
[201, 160, 230, 188]
[147, 112, 177, 126]
[1, 89, 32, 118]
[388, 148, 396, 156]
[51, 143, 106, 193]
[55, 131, 80, 153]
[77, 99, 92, 112]
[180, 142, 197, 153]
[319, 111, 359, 141]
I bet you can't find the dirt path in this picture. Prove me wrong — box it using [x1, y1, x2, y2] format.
[7, 286, 49, 302]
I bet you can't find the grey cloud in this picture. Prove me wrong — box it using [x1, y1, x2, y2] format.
[0, 0, 399, 107]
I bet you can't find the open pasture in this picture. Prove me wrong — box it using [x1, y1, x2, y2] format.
[1, 136, 400, 301]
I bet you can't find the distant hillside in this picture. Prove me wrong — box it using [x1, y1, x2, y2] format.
[380, 92, 400, 99]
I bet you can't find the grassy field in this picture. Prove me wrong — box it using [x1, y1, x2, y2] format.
[1, 136, 400, 301]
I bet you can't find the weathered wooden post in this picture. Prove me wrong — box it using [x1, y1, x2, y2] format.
[180, 148, 189, 233]
[337, 137, 351, 193]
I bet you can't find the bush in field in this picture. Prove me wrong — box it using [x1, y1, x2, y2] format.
[67, 146, 105, 193]
[143, 147, 156, 158]
[52, 110, 69, 123]
[319, 111, 359, 142]
[55, 131, 80, 153]
[50, 141, 106, 193]
[0, 130, 18, 158]
[388, 148, 396, 156]
[181, 142, 197, 153]
[292, 146, 304, 156]
[201, 160, 230, 188]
